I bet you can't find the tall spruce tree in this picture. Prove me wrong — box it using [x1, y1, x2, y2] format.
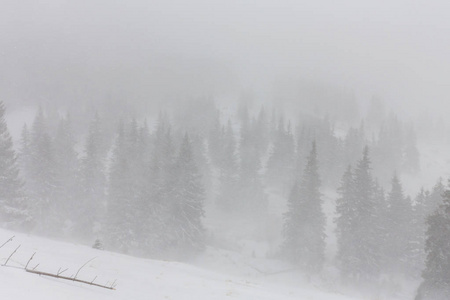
[266, 117, 295, 189]
[105, 121, 136, 253]
[208, 110, 223, 166]
[163, 134, 206, 260]
[53, 115, 80, 234]
[216, 120, 239, 213]
[76, 113, 107, 241]
[0, 102, 28, 228]
[19, 124, 31, 178]
[416, 183, 450, 300]
[25, 107, 57, 234]
[238, 113, 267, 216]
[385, 174, 413, 274]
[403, 125, 420, 173]
[190, 133, 213, 206]
[411, 188, 431, 275]
[282, 142, 325, 274]
[139, 114, 176, 256]
[338, 147, 383, 282]
[425, 179, 445, 218]
[335, 165, 357, 279]
[254, 105, 269, 155]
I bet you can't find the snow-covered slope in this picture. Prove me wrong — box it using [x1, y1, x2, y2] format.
[0, 229, 367, 300]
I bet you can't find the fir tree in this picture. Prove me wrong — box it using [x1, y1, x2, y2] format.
[208, 110, 223, 166]
[403, 125, 420, 173]
[338, 147, 383, 282]
[18, 124, 31, 177]
[163, 134, 206, 259]
[416, 183, 450, 300]
[25, 107, 57, 234]
[266, 117, 295, 189]
[354, 147, 384, 281]
[190, 133, 213, 205]
[216, 120, 239, 213]
[343, 125, 366, 169]
[282, 142, 325, 274]
[385, 173, 413, 274]
[373, 114, 404, 180]
[238, 113, 267, 216]
[76, 113, 107, 241]
[53, 115, 80, 234]
[105, 121, 137, 253]
[425, 179, 445, 218]
[253, 105, 269, 155]
[0, 101, 28, 228]
[411, 188, 431, 275]
[139, 114, 176, 256]
[335, 165, 357, 279]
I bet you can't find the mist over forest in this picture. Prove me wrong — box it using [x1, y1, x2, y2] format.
[1, 1, 450, 300]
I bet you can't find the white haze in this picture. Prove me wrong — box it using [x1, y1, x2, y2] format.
[2, 0, 450, 115]
[2, 2, 450, 300]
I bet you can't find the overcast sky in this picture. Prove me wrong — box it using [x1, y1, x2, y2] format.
[1, 0, 450, 115]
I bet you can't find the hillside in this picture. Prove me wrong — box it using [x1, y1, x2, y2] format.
[0, 228, 378, 300]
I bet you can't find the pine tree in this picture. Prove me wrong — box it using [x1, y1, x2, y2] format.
[282, 142, 325, 274]
[411, 188, 430, 276]
[335, 165, 357, 279]
[190, 133, 213, 205]
[216, 120, 239, 213]
[163, 134, 206, 259]
[253, 105, 269, 155]
[25, 107, 57, 234]
[373, 179, 389, 273]
[266, 117, 295, 189]
[105, 121, 136, 253]
[403, 125, 420, 173]
[238, 113, 267, 216]
[385, 173, 413, 274]
[139, 114, 176, 256]
[125, 118, 150, 252]
[76, 113, 107, 241]
[18, 124, 31, 177]
[208, 110, 223, 166]
[53, 115, 80, 234]
[373, 114, 404, 180]
[338, 147, 383, 282]
[356, 147, 384, 281]
[0, 101, 28, 228]
[425, 179, 445, 218]
[343, 125, 366, 169]
[153, 112, 176, 177]
[416, 183, 450, 300]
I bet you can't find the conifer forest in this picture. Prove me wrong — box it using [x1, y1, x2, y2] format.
[2, 1, 450, 299]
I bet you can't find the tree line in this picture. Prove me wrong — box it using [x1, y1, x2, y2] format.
[0, 100, 446, 298]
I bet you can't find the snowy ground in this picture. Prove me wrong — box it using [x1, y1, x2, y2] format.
[0, 228, 401, 300]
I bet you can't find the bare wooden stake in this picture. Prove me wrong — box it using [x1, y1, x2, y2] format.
[25, 252, 36, 269]
[0, 236, 14, 250]
[57, 268, 68, 276]
[74, 257, 96, 280]
[3, 245, 20, 266]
